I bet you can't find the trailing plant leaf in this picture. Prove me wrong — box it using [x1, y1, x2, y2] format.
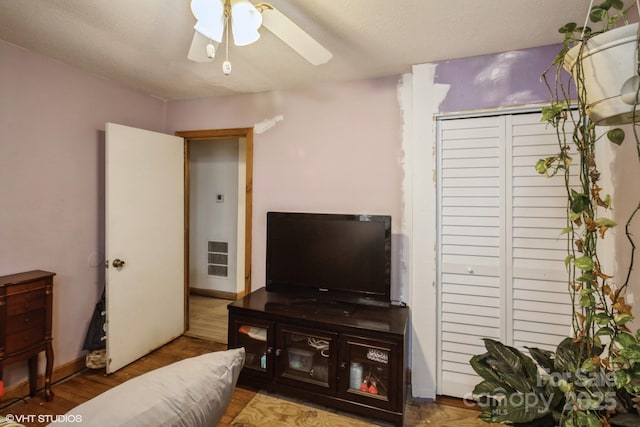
[594, 312, 613, 325]
[575, 256, 594, 271]
[619, 344, 640, 360]
[562, 411, 600, 427]
[596, 218, 616, 227]
[614, 370, 632, 388]
[571, 190, 590, 214]
[536, 159, 550, 175]
[580, 293, 596, 308]
[541, 104, 565, 125]
[579, 356, 600, 373]
[564, 255, 575, 271]
[596, 327, 614, 337]
[607, 128, 625, 145]
[559, 22, 578, 34]
[576, 272, 594, 283]
[611, 0, 624, 10]
[590, 6, 608, 23]
[614, 332, 637, 348]
[614, 313, 634, 327]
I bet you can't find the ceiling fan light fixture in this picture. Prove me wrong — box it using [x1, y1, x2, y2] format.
[191, 0, 224, 42]
[187, 0, 333, 71]
[230, 0, 262, 46]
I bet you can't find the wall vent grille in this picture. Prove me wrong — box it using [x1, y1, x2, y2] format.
[208, 241, 228, 277]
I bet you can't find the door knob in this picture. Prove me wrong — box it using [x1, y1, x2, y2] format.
[112, 259, 126, 268]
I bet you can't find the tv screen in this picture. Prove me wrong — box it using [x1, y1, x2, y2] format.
[266, 212, 391, 307]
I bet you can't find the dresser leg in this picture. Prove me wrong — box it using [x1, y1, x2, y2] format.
[27, 355, 37, 397]
[45, 343, 54, 401]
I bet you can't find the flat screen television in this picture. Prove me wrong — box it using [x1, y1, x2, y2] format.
[265, 211, 391, 308]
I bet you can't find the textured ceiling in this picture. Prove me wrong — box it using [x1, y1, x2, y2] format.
[0, 0, 622, 100]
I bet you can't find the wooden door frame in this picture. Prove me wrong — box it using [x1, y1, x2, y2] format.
[175, 128, 254, 331]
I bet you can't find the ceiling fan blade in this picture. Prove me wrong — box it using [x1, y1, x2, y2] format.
[188, 31, 217, 62]
[260, 5, 332, 65]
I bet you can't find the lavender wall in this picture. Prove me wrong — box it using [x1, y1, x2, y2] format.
[435, 44, 562, 112]
[0, 40, 166, 386]
[1, 37, 405, 390]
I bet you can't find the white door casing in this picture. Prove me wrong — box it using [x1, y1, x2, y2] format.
[105, 122, 185, 373]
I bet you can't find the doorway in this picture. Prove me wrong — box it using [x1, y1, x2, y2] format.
[176, 128, 254, 337]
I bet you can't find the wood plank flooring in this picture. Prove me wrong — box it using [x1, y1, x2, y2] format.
[186, 294, 231, 344]
[0, 336, 256, 427]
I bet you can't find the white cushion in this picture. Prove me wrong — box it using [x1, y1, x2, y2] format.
[48, 348, 245, 427]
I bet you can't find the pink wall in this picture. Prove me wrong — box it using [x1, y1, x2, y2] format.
[0, 40, 166, 386]
[166, 77, 405, 299]
[2, 37, 406, 389]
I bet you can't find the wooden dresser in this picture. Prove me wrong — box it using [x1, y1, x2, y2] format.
[0, 270, 55, 401]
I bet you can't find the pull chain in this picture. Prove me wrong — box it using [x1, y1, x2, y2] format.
[222, 12, 231, 74]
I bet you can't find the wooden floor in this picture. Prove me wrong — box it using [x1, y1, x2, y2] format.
[186, 294, 230, 344]
[0, 336, 256, 427]
[1, 297, 491, 426]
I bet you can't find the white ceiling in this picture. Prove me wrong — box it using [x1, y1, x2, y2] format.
[0, 0, 613, 100]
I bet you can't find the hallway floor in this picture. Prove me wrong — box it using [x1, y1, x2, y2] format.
[186, 294, 230, 344]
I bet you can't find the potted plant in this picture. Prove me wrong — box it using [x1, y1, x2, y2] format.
[562, 7, 639, 125]
[469, 1, 640, 426]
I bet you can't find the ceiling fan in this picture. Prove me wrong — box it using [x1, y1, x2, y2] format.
[188, 0, 332, 74]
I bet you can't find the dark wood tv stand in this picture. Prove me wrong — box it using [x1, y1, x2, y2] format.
[227, 288, 410, 426]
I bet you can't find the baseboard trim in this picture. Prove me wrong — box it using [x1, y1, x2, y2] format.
[435, 395, 481, 411]
[189, 287, 237, 300]
[2, 356, 87, 402]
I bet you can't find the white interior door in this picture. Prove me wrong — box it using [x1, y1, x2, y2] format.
[105, 122, 185, 373]
[437, 115, 506, 398]
[436, 113, 575, 397]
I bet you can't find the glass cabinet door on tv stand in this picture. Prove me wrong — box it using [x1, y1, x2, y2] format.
[228, 316, 274, 379]
[339, 334, 400, 412]
[275, 325, 337, 392]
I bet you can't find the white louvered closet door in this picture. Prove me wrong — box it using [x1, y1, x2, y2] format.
[437, 112, 574, 398]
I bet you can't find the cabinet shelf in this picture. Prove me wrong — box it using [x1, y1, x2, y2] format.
[227, 288, 409, 427]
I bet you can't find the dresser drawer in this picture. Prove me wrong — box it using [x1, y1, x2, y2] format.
[6, 279, 46, 296]
[5, 325, 45, 353]
[6, 290, 46, 316]
[0, 270, 55, 401]
[6, 310, 45, 335]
